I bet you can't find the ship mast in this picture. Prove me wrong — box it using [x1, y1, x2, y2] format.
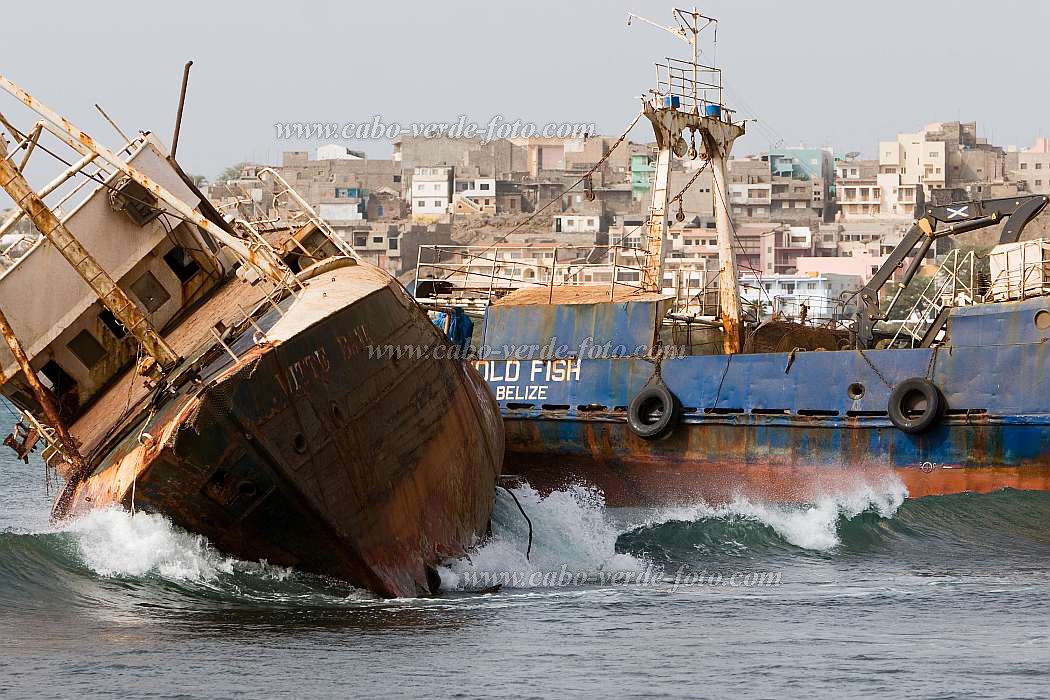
[629, 7, 745, 353]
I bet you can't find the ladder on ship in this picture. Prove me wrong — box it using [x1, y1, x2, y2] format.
[890, 249, 975, 348]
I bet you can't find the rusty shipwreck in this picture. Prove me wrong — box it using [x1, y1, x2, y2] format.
[0, 74, 502, 597]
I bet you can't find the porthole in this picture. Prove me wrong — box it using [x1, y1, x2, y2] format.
[1035, 310, 1050, 331]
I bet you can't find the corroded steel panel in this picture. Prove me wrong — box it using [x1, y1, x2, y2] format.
[67, 266, 503, 597]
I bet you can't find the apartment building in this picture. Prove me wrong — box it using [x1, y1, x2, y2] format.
[835, 159, 881, 219]
[394, 136, 479, 194]
[1006, 138, 1050, 196]
[877, 121, 1007, 214]
[411, 166, 454, 222]
[727, 157, 772, 220]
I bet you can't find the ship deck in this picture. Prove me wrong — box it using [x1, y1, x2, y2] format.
[70, 275, 271, 455]
[492, 284, 671, 307]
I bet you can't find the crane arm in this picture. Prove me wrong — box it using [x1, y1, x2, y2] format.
[855, 194, 1049, 348]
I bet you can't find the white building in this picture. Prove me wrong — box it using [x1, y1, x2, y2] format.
[453, 176, 497, 214]
[316, 144, 366, 161]
[552, 213, 601, 234]
[740, 272, 862, 321]
[412, 166, 454, 222]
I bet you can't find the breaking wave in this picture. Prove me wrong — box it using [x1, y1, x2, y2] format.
[437, 484, 648, 591]
[0, 508, 373, 613]
[3, 476, 1050, 607]
[439, 479, 908, 591]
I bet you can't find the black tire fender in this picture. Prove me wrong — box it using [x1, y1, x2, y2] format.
[627, 383, 680, 439]
[887, 377, 943, 434]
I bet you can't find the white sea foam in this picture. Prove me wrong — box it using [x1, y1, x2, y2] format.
[648, 477, 909, 551]
[440, 477, 909, 592]
[438, 484, 647, 591]
[66, 508, 262, 582]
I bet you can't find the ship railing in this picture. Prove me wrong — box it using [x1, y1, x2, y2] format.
[0, 118, 148, 268]
[652, 57, 735, 121]
[256, 167, 361, 263]
[15, 408, 70, 474]
[767, 294, 859, 324]
[217, 185, 330, 271]
[982, 243, 1050, 303]
[414, 243, 651, 306]
[664, 265, 721, 318]
[890, 249, 975, 348]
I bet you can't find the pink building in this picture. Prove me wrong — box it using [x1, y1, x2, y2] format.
[795, 252, 889, 285]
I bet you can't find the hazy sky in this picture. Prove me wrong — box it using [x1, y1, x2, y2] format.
[1, 0, 1047, 179]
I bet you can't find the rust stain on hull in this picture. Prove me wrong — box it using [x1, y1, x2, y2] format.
[66, 266, 504, 598]
[504, 417, 1050, 508]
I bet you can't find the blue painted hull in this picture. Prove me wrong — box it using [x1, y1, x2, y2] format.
[476, 295, 1050, 505]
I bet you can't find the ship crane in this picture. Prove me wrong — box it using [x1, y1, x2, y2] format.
[628, 7, 746, 353]
[855, 194, 1049, 349]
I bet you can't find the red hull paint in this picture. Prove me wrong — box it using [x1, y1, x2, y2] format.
[504, 417, 1050, 507]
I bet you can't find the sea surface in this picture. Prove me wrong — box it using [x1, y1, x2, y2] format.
[2, 448, 1049, 699]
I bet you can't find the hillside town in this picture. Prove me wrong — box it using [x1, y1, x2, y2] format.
[5, 119, 1045, 323]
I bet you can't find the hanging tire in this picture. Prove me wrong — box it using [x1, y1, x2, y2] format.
[628, 384, 680, 439]
[887, 378, 942, 434]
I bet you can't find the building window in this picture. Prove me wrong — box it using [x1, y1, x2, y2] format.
[163, 247, 201, 283]
[417, 184, 425, 191]
[372, 237, 383, 244]
[98, 309, 127, 339]
[480, 183, 490, 190]
[1038, 163, 1044, 170]
[38, 360, 76, 415]
[433, 200, 443, 207]
[377, 206, 385, 217]
[67, 329, 107, 369]
[354, 233, 367, 247]
[1021, 163, 1028, 170]
[416, 200, 425, 207]
[388, 238, 399, 251]
[130, 271, 171, 313]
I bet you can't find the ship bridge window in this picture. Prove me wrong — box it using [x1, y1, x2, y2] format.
[130, 271, 171, 313]
[98, 309, 128, 339]
[38, 360, 77, 418]
[67, 329, 107, 369]
[163, 247, 201, 283]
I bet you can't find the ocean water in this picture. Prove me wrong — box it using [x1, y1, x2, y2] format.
[2, 451, 1049, 699]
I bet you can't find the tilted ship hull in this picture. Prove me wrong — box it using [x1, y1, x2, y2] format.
[68, 261, 503, 596]
[0, 76, 502, 598]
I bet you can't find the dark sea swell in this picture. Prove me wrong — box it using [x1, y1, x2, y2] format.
[2, 456, 1050, 698]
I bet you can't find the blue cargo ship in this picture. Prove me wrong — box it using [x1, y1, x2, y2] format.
[418, 8, 1050, 505]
